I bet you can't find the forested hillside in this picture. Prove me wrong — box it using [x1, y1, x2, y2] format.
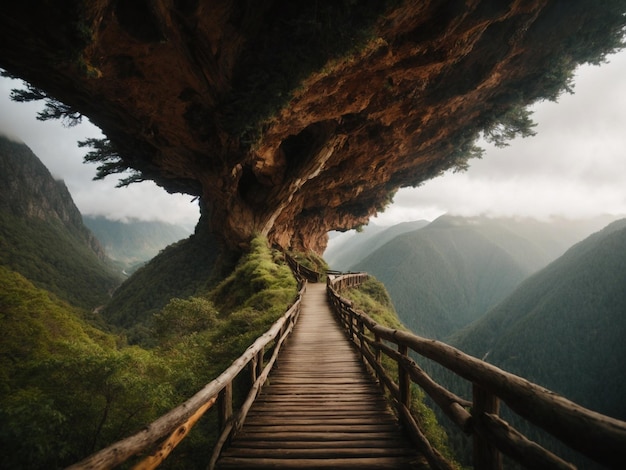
[425, 219, 626, 469]
[101, 219, 226, 344]
[0, 136, 121, 309]
[1, 235, 300, 469]
[83, 216, 190, 272]
[352, 215, 614, 339]
[450, 219, 626, 421]
[0, 134, 305, 468]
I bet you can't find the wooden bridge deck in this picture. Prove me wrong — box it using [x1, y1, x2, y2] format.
[216, 282, 427, 469]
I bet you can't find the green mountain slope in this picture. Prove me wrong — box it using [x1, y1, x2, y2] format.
[0, 136, 121, 309]
[324, 220, 429, 270]
[353, 216, 532, 339]
[0, 265, 182, 469]
[83, 215, 190, 271]
[351, 215, 615, 339]
[450, 219, 626, 421]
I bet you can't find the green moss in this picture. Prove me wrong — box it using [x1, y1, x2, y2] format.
[287, 249, 329, 281]
[212, 236, 297, 315]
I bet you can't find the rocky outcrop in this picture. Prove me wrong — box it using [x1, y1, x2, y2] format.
[0, 136, 107, 259]
[1, 1, 624, 253]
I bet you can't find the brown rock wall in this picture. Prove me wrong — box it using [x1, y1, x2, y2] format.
[1, 0, 622, 253]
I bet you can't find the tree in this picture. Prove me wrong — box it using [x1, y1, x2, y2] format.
[483, 106, 537, 148]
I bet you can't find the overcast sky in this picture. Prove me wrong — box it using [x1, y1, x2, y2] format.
[1, 48, 626, 230]
[372, 49, 626, 225]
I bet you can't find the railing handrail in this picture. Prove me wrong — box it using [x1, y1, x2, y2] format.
[327, 273, 626, 470]
[285, 253, 321, 282]
[67, 281, 307, 470]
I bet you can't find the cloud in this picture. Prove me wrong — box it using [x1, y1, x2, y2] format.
[75, 180, 200, 228]
[373, 49, 626, 226]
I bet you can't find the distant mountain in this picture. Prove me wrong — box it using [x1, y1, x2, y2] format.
[102, 217, 225, 344]
[0, 135, 121, 309]
[439, 219, 626, 469]
[450, 219, 626, 421]
[352, 215, 614, 339]
[83, 216, 190, 271]
[324, 220, 430, 270]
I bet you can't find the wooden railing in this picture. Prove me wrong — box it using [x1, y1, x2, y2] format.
[285, 253, 321, 282]
[327, 272, 626, 470]
[67, 281, 307, 470]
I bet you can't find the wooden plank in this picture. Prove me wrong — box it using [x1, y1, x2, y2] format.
[228, 439, 409, 449]
[217, 456, 426, 469]
[215, 282, 422, 469]
[233, 431, 409, 442]
[220, 447, 419, 458]
[244, 417, 398, 426]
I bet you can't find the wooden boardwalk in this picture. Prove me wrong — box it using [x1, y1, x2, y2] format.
[216, 282, 427, 469]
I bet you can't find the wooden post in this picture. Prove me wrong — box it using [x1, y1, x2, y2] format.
[473, 383, 502, 470]
[358, 321, 365, 360]
[249, 354, 258, 384]
[218, 382, 233, 431]
[374, 333, 381, 364]
[256, 349, 264, 380]
[348, 309, 355, 340]
[398, 344, 410, 408]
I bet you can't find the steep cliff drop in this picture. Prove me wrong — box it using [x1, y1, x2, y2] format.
[1, 1, 624, 253]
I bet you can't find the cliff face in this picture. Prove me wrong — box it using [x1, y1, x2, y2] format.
[0, 1, 623, 253]
[0, 136, 106, 259]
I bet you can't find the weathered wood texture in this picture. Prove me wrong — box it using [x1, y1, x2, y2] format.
[216, 283, 426, 469]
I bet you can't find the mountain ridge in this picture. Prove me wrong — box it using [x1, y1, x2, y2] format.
[450, 218, 626, 419]
[351, 214, 617, 339]
[83, 215, 191, 271]
[0, 135, 121, 308]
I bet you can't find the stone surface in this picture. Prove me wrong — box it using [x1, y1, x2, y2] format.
[0, 1, 621, 252]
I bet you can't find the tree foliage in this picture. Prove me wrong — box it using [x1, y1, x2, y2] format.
[9, 83, 82, 127]
[79, 138, 142, 187]
[1, 236, 300, 469]
[483, 106, 537, 148]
